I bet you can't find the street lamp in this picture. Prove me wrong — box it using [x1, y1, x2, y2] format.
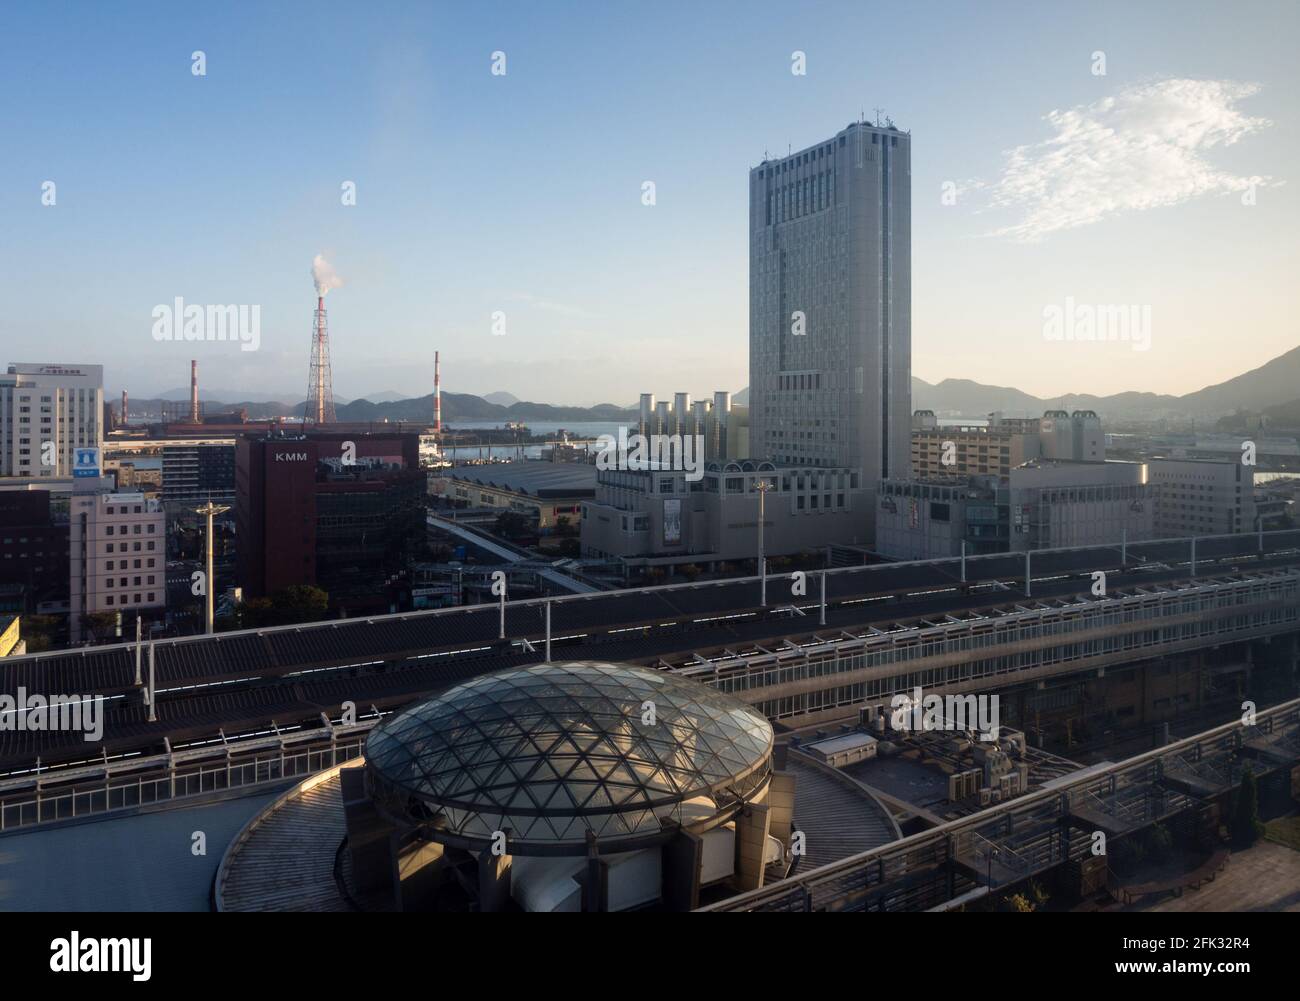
[193, 501, 231, 634]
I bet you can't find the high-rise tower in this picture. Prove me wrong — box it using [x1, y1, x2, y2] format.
[748, 119, 911, 482]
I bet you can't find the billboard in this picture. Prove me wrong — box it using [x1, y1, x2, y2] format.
[662, 498, 682, 546]
[73, 447, 101, 478]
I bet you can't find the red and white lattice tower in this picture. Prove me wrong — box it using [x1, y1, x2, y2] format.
[306, 294, 336, 424]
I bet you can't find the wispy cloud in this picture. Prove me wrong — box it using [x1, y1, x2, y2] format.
[509, 292, 600, 319]
[988, 79, 1273, 242]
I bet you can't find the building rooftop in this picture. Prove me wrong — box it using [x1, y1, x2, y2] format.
[445, 461, 597, 497]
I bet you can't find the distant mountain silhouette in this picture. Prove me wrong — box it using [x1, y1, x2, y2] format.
[128, 344, 1297, 426]
[733, 344, 1300, 421]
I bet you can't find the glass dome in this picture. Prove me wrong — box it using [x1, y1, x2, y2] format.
[364, 661, 774, 855]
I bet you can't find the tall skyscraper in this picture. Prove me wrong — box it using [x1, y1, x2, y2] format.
[748, 120, 911, 483]
[0, 363, 104, 477]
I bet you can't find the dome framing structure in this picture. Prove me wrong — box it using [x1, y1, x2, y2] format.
[364, 661, 774, 857]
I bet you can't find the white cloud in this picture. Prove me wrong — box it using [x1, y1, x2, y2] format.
[989, 79, 1273, 241]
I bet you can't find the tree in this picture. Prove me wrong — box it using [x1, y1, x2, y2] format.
[555, 515, 576, 538]
[239, 585, 330, 628]
[1231, 767, 1266, 849]
[494, 511, 532, 541]
[19, 614, 63, 652]
[84, 612, 120, 644]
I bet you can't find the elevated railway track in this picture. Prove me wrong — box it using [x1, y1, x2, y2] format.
[2, 531, 1298, 786]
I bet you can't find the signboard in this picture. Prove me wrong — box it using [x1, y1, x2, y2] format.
[662, 498, 682, 546]
[73, 447, 101, 478]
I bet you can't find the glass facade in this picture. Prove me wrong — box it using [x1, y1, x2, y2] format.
[366, 661, 774, 855]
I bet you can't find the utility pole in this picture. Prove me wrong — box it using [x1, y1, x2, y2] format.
[146, 643, 157, 722]
[193, 501, 230, 634]
[134, 616, 142, 686]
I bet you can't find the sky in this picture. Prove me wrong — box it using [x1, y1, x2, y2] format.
[1, 0, 1296, 406]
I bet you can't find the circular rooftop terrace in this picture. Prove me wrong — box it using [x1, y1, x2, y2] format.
[364, 660, 774, 856]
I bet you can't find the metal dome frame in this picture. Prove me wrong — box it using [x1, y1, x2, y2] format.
[364, 661, 774, 857]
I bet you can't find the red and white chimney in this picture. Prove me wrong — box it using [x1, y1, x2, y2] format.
[121, 389, 128, 428]
[434, 350, 442, 434]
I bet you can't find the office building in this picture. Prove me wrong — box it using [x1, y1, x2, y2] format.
[162, 442, 237, 507]
[69, 489, 166, 641]
[911, 410, 1104, 480]
[0, 490, 69, 612]
[0, 363, 104, 478]
[235, 431, 425, 612]
[875, 460, 1153, 560]
[1147, 457, 1256, 537]
[580, 461, 869, 567]
[748, 121, 911, 484]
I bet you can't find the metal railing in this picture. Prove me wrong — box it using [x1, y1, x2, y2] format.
[0, 722, 375, 834]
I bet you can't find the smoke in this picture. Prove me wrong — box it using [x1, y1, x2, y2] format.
[311, 254, 344, 297]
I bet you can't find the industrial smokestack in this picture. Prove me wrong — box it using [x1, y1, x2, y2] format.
[190, 360, 199, 423]
[121, 390, 128, 428]
[306, 256, 339, 424]
[434, 350, 442, 434]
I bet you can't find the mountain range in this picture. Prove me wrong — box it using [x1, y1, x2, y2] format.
[131, 343, 1299, 426]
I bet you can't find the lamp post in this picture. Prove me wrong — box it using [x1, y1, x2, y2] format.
[193, 501, 230, 634]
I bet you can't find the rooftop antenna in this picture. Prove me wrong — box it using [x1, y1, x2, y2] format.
[873, 107, 885, 127]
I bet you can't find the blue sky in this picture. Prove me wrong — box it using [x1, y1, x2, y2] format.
[1, 0, 1296, 405]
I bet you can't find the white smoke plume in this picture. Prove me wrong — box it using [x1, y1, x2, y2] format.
[311, 254, 344, 297]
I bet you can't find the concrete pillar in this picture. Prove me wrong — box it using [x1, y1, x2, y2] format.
[734, 801, 773, 891]
[661, 827, 704, 912]
[477, 844, 513, 913]
[340, 766, 401, 900]
[395, 838, 445, 912]
[581, 831, 608, 912]
[767, 771, 797, 845]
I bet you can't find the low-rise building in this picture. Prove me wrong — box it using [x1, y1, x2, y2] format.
[69, 489, 166, 641]
[430, 461, 596, 533]
[875, 460, 1154, 560]
[911, 409, 1103, 479]
[581, 461, 869, 567]
[1147, 457, 1256, 537]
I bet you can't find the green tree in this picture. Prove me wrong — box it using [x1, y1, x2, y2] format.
[239, 585, 330, 628]
[494, 511, 532, 540]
